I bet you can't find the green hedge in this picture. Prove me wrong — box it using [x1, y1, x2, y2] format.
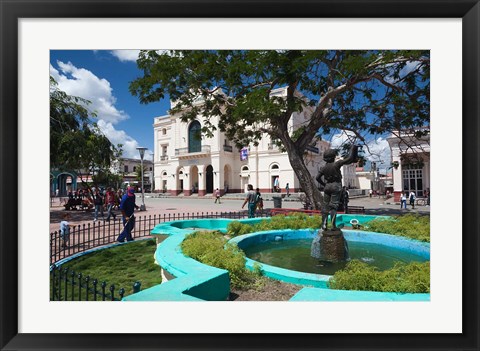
[181, 231, 262, 289]
[227, 212, 322, 237]
[329, 260, 430, 293]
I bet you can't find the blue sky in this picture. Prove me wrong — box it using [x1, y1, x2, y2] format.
[50, 50, 393, 170]
[50, 50, 167, 160]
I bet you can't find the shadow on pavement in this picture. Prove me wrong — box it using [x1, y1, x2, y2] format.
[50, 207, 98, 224]
[365, 207, 430, 216]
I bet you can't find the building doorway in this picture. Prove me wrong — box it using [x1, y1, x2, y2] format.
[191, 166, 199, 194]
[402, 166, 424, 197]
[206, 165, 214, 194]
[223, 164, 232, 194]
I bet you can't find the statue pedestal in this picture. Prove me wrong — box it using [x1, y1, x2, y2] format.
[311, 228, 349, 262]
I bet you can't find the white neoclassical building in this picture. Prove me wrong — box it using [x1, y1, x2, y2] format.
[152, 88, 330, 196]
[387, 128, 430, 201]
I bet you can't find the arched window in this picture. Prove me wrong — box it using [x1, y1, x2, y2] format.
[188, 121, 201, 153]
[271, 164, 279, 170]
[241, 166, 249, 172]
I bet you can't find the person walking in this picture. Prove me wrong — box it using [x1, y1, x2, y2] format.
[115, 189, 123, 210]
[255, 188, 264, 214]
[369, 189, 373, 198]
[117, 187, 137, 242]
[400, 192, 407, 209]
[273, 177, 279, 193]
[285, 183, 290, 197]
[409, 191, 416, 209]
[59, 213, 70, 248]
[92, 187, 104, 221]
[105, 187, 117, 221]
[214, 188, 221, 204]
[242, 184, 257, 218]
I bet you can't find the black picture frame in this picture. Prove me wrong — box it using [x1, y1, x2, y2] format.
[1, 1, 478, 350]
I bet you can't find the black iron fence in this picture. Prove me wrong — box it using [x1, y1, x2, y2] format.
[50, 210, 268, 264]
[50, 264, 141, 301]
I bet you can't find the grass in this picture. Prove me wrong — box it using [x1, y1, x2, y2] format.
[57, 238, 162, 297]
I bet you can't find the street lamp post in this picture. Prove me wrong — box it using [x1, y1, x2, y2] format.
[137, 147, 147, 211]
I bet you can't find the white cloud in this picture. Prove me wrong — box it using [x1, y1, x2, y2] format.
[110, 50, 141, 62]
[97, 120, 151, 160]
[385, 60, 422, 84]
[110, 49, 173, 63]
[50, 61, 129, 124]
[329, 131, 391, 171]
[50, 61, 150, 160]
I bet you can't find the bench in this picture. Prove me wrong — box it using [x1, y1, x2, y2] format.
[344, 206, 365, 214]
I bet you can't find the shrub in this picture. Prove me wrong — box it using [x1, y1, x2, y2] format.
[181, 231, 261, 289]
[363, 214, 430, 242]
[180, 230, 225, 259]
[226, 221, 254, 237]
[329, 260, 430, 293]
[227, 213, 322, 237]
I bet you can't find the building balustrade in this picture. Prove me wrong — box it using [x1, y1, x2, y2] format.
[175, 145, 211, 157]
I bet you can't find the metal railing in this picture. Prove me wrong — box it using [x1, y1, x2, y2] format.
[50, 265, 141, 301]
[174, 145, 211, 156]
[50, 211, 266, 264]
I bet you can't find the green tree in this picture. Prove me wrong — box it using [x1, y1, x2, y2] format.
[130, 50, 429, 209]
[135, 164, 148, 183]
[50, 77, 122, 190]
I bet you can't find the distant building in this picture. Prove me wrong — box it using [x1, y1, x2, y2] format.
[387, 129, 430, 201]
[152, 87, 329, 196]
[355, 167, 374, 190]
[112, 157, 153, 190]
[340, 163, 357, 188]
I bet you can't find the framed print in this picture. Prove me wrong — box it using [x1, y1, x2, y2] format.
[1, 0, 479, 350]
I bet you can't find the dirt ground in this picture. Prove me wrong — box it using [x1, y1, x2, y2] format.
[230, 279, 302, 301]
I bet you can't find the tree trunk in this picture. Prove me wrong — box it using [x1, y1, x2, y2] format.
[282, 138, 324, 210]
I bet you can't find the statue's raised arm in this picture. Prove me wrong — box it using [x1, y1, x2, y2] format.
[335, 144, 359, 168]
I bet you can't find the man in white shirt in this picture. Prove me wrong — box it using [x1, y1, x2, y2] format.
[409, 191, 416, 209]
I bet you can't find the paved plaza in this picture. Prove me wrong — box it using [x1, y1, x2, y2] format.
[49, 193, 429, 232]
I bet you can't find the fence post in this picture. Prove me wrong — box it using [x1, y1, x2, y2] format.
[133, 281, 141, 294]
[85, 276, 90, 301]
[93, 279, 98, 301]
[110, 285, 115, 301]
[77, 272, 83, 301]
[101, 281, 107, 301]
[70, 270, 76, 301]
